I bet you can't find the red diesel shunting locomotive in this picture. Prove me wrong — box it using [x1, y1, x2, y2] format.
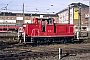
[18, 18, 74, 44]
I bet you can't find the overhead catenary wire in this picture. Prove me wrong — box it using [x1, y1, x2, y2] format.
[0, 9, 55, 13]
[0, 4, 64, 10]
[5, 0, 14, 8]
[0, 5, 61, 13]
[0, 0, 14, 10]
[0, 0, 65, 14]
[0, 1, 64, 13]
[0, 0, 64, 11]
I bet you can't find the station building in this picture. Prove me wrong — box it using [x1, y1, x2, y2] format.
[0, 12, 58, 25]
[57, 3, 89, 33]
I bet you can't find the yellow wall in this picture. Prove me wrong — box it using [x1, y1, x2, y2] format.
[74, 8, 79, 19]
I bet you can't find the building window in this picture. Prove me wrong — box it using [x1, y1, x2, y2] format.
[28, 17, 30, 19]
[81, 27, 87, 30]
[25, 16, 30, 20]
[81, 21, 84, 24]
[0, 16, 1, 19]
[70, 14, 72, 17]
[12, 17, 14, 20]
[75, 27, 78, 29]
[8, 17, 10, 20]
[60, 17, 62, 19]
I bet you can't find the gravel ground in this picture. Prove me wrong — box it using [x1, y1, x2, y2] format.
[18, 53, 90, 60]
[1, 43, 90, 60]
[62, 53, 90, 60]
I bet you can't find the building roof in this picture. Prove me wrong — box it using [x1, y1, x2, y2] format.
[70, 3, 89, 7]
[0, 12, 58, 17]
[57, 2, 89, 14]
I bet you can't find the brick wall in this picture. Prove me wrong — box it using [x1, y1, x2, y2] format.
[81, 7, 89, 26]
[0, 13, 58, 24]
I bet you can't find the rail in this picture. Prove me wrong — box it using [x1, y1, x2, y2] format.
[0, 33, 18, 37]
[0, 47, 90, 60]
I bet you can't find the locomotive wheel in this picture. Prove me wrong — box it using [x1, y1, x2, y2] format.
[19, 39, 23, 43]
[59, 39, 65, 44]
[63, 39, 67, 44]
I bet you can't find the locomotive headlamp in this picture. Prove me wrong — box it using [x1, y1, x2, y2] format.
[23, 25, 26, 27]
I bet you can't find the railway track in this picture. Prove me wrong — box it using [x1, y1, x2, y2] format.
[0, 38, 90, 60]
[0, 43, 90, 60]
[0, 40, 19, 50]
[0, 48, 90, 60]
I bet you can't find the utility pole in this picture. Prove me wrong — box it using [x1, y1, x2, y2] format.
[4, 12, 5, 23]
[77, 3, 82, 39]
[78, 5, 81, 37]
[23, 3, 24, 24]
[68, 5, 70, 24]
[3, 4, 8, 23]
[88, 0, 90, 39]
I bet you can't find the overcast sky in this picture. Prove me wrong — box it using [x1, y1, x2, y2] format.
[0, 0, 89, 14]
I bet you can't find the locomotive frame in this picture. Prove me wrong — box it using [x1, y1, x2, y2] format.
[18, 18, 75, 44]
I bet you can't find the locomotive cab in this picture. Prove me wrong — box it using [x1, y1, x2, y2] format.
[41, 18, 54, 32]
